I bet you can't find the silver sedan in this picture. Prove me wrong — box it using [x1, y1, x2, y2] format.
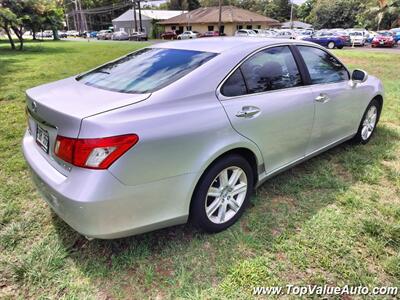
[22, 38, 384, 239]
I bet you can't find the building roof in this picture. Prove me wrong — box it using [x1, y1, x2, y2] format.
[281, 20, 312, 29]
[151, 37, 315, 53]
[112, 9, 186, 22]
[158, 6, 280, 25]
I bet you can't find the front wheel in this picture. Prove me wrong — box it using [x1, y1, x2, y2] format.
[337, 45, 344, 49]
[352, 99, 380, 144]
[190, 154, 254, 233]
[327, 41, 335, 49]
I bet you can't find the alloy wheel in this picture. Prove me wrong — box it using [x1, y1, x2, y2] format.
[361, 105, 378, 141]
[205, 166, 248, 224]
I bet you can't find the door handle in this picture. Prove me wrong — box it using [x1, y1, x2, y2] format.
[236, 106, 261, 118]
[315, 94, 330, 103]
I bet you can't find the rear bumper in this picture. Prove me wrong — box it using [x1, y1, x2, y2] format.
[22, 131, 195, 239]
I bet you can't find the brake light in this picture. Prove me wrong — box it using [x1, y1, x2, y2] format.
[54, 134, 139, 169]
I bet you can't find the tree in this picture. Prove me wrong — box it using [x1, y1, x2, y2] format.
[307, 0, 363, 29]
[263, 0, 292, 22]
[297, 0, 316, 22]
[359, 0, 400, 30]
[0, 1, 25, 50]
[0, 7, 18, 49]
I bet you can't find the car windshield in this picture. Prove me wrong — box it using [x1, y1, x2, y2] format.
[378, 31, 392, 36]
[77, 48, 217, 94]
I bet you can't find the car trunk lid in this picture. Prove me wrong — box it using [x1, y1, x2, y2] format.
[26, 77, 150, 175]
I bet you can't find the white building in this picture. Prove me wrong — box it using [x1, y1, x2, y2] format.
[112, 9, 185, 37]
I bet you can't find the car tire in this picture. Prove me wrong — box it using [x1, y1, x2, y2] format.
[352, 99, 381, 144]
[327, 41, 335, 49]
[190, 154, 254, 233]
[337, 45, 344, 49]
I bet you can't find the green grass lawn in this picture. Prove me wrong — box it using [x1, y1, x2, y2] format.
[0, 40, 399, 299]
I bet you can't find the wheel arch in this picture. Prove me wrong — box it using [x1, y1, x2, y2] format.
[188, 146, 261, 219]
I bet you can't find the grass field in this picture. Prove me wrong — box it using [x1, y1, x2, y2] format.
[0, 40, 399, 299]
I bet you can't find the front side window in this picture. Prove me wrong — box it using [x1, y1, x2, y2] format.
[77, 48, 217, 93]
[298, 46, 349, 84]
[240, 46, 302, 94]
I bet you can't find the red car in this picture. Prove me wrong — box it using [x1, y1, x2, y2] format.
[201, 31, 220, 38]
[161, 31, 177, 40]
[371, 31, 395, 48]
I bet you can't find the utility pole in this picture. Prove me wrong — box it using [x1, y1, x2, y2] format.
[66, 13, 70, 31]
[133, 0, 138, 32]
[138, 0, 143, 32]
[290, 0, 294, 30]
[218, 0, 222, 36]
[73, 0, 80, 32]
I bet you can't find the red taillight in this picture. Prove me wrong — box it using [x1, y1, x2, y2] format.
[54, 134, 139, 169]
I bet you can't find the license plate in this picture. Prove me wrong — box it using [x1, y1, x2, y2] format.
[380, 41, 384, 45]
[36, 125, 49, 153]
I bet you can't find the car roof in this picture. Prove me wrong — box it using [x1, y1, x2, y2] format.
[152, 37, 313, 53]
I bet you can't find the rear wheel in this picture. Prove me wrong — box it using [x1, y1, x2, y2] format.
[190, 154, 254, 233]
[337, 45, 344, 49]
[352, 99, 380, 144]
[327, 41, 335, 49]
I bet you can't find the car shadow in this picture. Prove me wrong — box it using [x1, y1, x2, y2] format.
[52, 124, 399, 286]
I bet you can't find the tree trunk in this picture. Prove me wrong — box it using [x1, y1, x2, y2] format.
[3, 25, 15, 50]
[32, 28, 37, 40]
[11, 26, 24, 50]
[52, 28, 60, 40]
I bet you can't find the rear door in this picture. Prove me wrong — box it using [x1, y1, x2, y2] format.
[218, 45, 315, 173]
[296, 45, 358, 154]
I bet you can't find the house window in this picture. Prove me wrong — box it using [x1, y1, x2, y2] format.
[236, 25, 243, 30]
[220, 25, 224, 34]
[246, 25, 252, 29]
[257, 25, 261, 29]
[186, 26, 192, 31]
[208, 25, 214, 31]
[171, 26, 176, 30]
[179, 26, 184, 33]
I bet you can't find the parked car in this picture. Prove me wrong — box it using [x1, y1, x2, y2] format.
[161, 31, 178, 40]
[390, 28, 400, 43]
[37, 30, 53, 38]
[371, 31, 395, 48]
[58, 31, 67, 38]
[97, 30, 113, 40]
[234, 29, 257, 37]
[89, 31, 98, 38]
[112, 31, 129, 40]
[66, 30, 79, 37]
[349, 31, 366, 46]
[201, 31, 220, 37]
[23, 38, 383, 239]
[253, 29, 277, 38]
[302, 31, 345, 49]
[177, 31, 201, 39]
[275, 30, 297, 39]
[129, 31, 148, 41]
[332, 30, 351, 46]
[296, 30, 313, 40]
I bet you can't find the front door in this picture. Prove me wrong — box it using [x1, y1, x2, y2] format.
[296, 46, 358, 153]
[218, 46, 315, 173]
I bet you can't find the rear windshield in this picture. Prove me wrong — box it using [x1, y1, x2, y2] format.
[77, 48, 217, 93]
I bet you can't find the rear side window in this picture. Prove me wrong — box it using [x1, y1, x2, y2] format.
[221, 69, 247, 97]
[297, 46, 349, 84]
[77, 48, 217, 94]
[221, 46, 302, 97]
[240, 46, 302, 94]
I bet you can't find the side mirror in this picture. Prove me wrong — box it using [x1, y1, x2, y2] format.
[351, 69, 368, 84]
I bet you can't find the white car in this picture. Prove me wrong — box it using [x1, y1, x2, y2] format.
[66, 30, 80, 37]
[275, 30, 297, 39]
[253, 29, 277, 38]
[235, 29, 257, 37]
[177, 31, 200, 39]
[349, 31, 366, 46]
